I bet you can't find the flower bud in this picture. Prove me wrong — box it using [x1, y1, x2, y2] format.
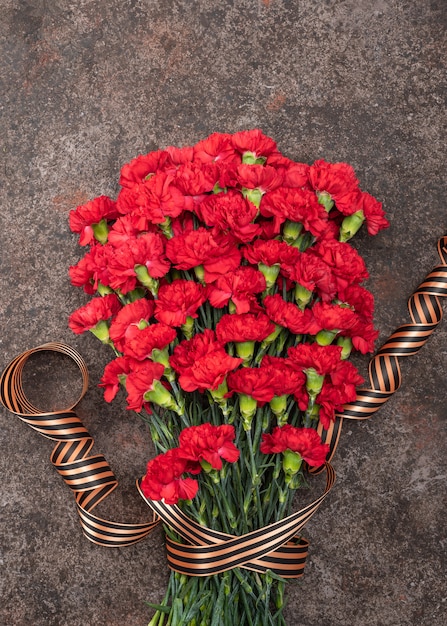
[159, 216, 173, 239]
[258, 262, 280, 289]
[295, 283, 312, 309]
[236, 340, 255, 364]
[97, 283, 114, 296]
[305, 367, 324, 396]
[315, 329, 338, 346]
[134, 264, 159, 296]
[151, 347, 171, 369]
[200, 459, 214, 473]
[194, 264, 205, 283]
[317, 191, 334, 212]
[337, 335, 353, 359]
[269, 394, 288, 419]
[209, 380, 230, 417]
[239, 393, 257, 430]
[242, 151, 266, 165]
[283, 220, 303, 244]
[243, 187, 263, 208]
[144, 379, 181, 413]
[262, 324, 282, 347]
[90, 320, 111, 344]
[282, 449, 302, 475]
[181, 316, 195, 340]
[339, 210, 365, 242]
[91, 218, 109, 244]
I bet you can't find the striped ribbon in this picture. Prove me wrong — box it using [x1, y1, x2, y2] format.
[136, 463, 335, 578]
[0, 342, 159, 547]
[313, 235, 447, 469]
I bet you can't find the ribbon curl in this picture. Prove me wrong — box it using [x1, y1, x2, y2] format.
[0, 342, 159, 547]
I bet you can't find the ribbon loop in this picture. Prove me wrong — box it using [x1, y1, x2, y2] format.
[0, 343, 159, 547]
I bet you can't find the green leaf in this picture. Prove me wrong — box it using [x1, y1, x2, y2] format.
[144, 601, 171, 614]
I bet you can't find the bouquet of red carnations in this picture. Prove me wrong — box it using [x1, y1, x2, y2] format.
[67, 129, 388, 625]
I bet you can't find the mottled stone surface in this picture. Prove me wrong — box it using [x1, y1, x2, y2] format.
[1, 1, 446, 625]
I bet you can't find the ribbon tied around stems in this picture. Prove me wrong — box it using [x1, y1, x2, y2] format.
[136, 465, 335, 578]
[1, 236, 447, 569]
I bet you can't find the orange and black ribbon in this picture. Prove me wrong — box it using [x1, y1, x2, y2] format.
[137, 463, 335, 578]
[0, 342, 159, 547]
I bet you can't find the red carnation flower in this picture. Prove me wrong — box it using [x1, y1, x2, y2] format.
[123, 323, 177, 360]
[260, 356, 307, 397]
[358, 191, 389, 235]
[342, 319, 379, 354]
[328, 357, 364, 388]
[289, 252, 337, 303]
[178, 424, 239, 471]
[107, 214, 159, 247]
[170, 329, 219, 373]
[165, 228, 241, 283]
[231, 129, 278, 159]
[142, 171, 186, 221]
[174, 161, 220, 198]
[226, 366, 278, 404]
[68, 294, 122, 334]
[154, 279, 207, 327]
[216, 312, 275, 344]
[69, 196, 119, 246]
[310, 239, 369, 291]
[170, 330, 242, 392]
[243, 239, 300, 269]
[265, 155, 310, 188]
[310, 301, 357, 334]
[260, 188, 328, 239]
[260, 425, 329, 468]
[316, 362, 364, 428]
[140, 448, 199, 505]
[118, 150, 173, 188]
[164, 144, 195, 167]
[109, 298, 155, 351]
[197, 190, 261, 243]
[107, 232, 170, 294]
[178, 349, 242, 393]
[264, 294, 317, 335]
[125, 360, 166, 412]
[309, 159, 359, 204]
[235, 164, 284, 192]
[99, 355, 141, 402]
[338, 284, 375, 321]
[68, 244, 112, 294]
[207, 266, 266, 314]
[287, 343, 344, 376]
[193, 132, 239, 164]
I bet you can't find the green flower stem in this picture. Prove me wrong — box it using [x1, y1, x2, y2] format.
[139, 409, 171, 452]
[245, 427, 264, 528]
[303, 394, 319, 428]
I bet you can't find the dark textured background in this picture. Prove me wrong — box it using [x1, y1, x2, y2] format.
[1, 1, 446, 625]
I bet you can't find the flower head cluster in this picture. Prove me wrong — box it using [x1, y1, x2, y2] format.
[140, 424, 239, 504]
[68, 129, 388, 504]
